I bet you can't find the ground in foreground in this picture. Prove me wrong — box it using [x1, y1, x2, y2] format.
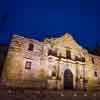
[0, 88, 100, 100]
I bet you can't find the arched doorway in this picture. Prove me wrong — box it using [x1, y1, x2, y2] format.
[64, 69, 73, 90]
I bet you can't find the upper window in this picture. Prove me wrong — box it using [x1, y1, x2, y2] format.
[48, 48, 57, 57]
[81, 57, 85, 62]
[28, 43, 34, 51]
[66, 50, 71, 59]
[48, 49, 52, 56]
[94, 71, 98, 77]
[25, 61, 32, 70]
[92, 57, 94, 64]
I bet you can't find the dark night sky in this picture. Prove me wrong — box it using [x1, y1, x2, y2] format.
[0, 0, 100, 50]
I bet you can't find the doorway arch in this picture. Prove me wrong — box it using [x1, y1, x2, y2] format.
[64, 69, 73, 90]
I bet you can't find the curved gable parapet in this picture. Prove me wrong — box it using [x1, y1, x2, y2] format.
[43, 33, 85, 51]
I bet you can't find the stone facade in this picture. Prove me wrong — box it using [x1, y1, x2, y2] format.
[2, 33, 100, 91]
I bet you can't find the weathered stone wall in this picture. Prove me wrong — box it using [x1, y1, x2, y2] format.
[2, 33, 100, 90]
[2, 34, 45, 87]
[40, 33, 100, 90]
[87, 54, 100, 90]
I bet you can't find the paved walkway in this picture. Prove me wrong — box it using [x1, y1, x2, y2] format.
[0, 88, 100, 100]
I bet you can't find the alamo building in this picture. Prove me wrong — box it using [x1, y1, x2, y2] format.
[1, 33, 100, 91]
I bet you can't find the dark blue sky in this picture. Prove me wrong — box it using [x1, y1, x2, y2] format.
[0, 0, 100, 50]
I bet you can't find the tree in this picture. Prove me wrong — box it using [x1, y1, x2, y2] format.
[95, 42, 100, 56]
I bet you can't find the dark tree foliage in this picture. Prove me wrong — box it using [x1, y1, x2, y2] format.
[95, 43, 100, 56]
[86, 43, 100, 56]
[0, 44, 8, 78]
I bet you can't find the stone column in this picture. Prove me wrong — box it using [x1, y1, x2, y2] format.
[75, 62, 79, 90]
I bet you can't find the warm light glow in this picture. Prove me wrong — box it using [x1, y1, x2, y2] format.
[48, 70, 51, 76]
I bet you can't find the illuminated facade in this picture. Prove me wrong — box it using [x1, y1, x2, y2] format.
[2, 33, 100, 91]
